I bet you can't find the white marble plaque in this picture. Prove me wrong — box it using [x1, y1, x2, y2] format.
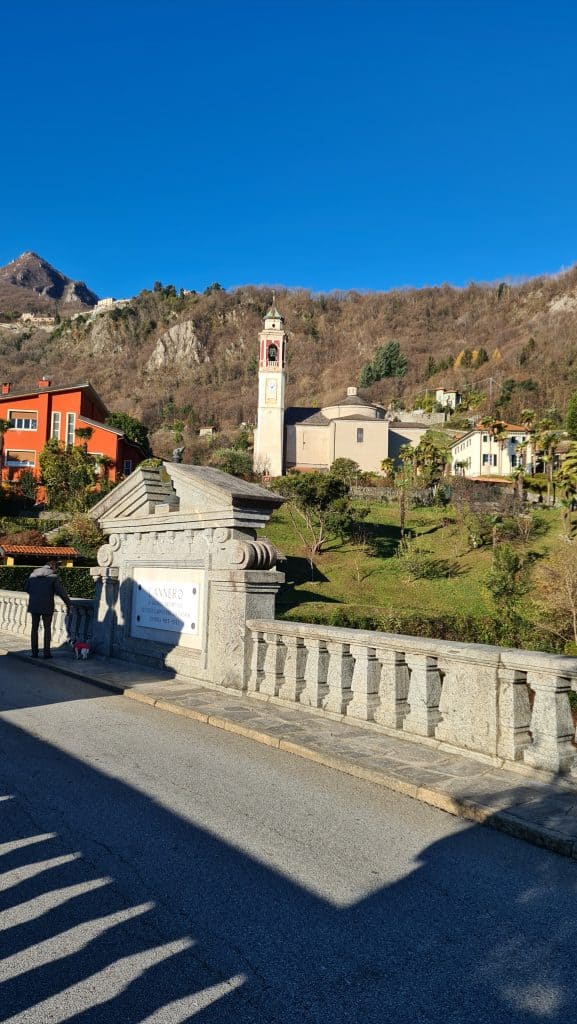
[130, 567, 204, 649]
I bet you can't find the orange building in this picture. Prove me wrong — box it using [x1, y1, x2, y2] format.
[0, 378, 145, 491]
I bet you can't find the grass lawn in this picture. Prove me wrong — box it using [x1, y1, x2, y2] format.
[260, 500, 561, 629]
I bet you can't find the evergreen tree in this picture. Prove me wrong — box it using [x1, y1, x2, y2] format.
[424, 355, 437, 378]
[39, 439, 98, 512]
[566, 390, 577, 439]
[105, 412, 152, 456]
[359, 362, 375, 388]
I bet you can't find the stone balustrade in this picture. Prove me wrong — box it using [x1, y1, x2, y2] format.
[1, 569, 576, 781]
[247, 619, 577, 777]
[0, 590, 94, 646]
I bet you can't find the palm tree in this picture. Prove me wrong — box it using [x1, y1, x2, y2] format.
[493, 423, 508, 476]
[479, 417, 506, 476]
[513, 438, 530, 502]
[535, 428, 562, 505]
[520, 408, 535, 431]
[380, 457, 395, 481]
[478, 417, 494, 476]
[557, 443, 577, 535]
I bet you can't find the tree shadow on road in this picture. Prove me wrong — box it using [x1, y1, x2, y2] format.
[1, 704, 577, 1022]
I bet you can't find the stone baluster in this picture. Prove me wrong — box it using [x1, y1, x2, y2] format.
[259, 631, 287, 697]
[321, 640, 354, 715]
[72, 605, 83, 642]
[347, 644, 381, 721]
[496, 667, 532, 762]
[10, 597, 24, 635]
[403, 653, 443, 738]
[523, 669, 576, 774]
[247, 629, 267, 692]
[373, 648, 410, 729]
[5, 597, 14, 633]
[299, 638, 329, 708]
[278, 635, 307, 702]
[80, 604, 95, 641]
[0, 595, 8, 631]
[57, 604, 70, 644]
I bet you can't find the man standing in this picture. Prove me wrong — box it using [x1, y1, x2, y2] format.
[24, 558, 71, 659]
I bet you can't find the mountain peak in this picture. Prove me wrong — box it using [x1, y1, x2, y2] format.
[0, 251, 98, 308]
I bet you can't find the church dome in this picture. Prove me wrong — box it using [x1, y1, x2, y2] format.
[321, 386, 385, 421]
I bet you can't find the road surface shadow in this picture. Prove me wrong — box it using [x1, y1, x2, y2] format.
[1, 694, 577, 1021]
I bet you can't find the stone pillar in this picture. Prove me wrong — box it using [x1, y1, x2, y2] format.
[373, 648, 410, 729]
[496, 667, 532, 762]
[347, 644, 381, 721]
[278, 634, 307, 702]
[260, 631, 286, 697]
[322, 640, 354, 715]
[247, 629, 267, 692]
[523, 670, 576, 774]
[207, 570, 284, 690]
[403, 653, 443, 738]
[299, 638, 329, 708]
[90, 566, 120, 657]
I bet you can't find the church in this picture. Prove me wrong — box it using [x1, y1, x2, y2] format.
[252, 305, 427, 477]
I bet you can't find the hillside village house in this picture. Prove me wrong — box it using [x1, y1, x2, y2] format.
[450, 424, 533, 478]
[435, 387, 461, 411]
[0, 379, 144, 492]
[252, 305, 428, 476]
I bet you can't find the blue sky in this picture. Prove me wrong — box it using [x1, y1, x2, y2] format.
[1, 0, 576, 298]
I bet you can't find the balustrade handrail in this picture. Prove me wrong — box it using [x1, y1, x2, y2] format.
[0, 588, 93, 604]
[246, 616, 577, 778]
[0, 589, 95, 643]
[247, 617, 577, 675]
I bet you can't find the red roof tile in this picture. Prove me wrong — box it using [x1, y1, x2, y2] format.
[0, 545, 79, 556]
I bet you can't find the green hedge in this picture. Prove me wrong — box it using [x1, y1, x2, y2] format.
[278, 605, 559, 653]
[0, 566, 95, 599]
[0, 517, 65, 534]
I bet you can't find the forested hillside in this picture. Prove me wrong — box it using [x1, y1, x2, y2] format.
[2, 263, 577, 456]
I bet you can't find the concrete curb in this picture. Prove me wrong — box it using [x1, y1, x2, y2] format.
[4, 647, 577, 861]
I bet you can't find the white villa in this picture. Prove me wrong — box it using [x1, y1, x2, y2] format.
[450, 425, 533, 478]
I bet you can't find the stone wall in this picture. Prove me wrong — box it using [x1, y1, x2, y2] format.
[245, 619, 577, 778]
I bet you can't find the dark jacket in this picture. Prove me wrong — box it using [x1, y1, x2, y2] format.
[24, 565, 71, 615]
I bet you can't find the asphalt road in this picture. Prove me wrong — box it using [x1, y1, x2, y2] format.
[1, 656, 577, 1024]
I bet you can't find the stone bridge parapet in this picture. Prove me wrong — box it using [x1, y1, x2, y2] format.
[246, 619, 577, 778]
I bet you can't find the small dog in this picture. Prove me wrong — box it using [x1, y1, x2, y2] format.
[73, 641, 91, 660]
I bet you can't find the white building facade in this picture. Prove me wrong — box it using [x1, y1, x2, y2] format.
[451, 425, 532, 477]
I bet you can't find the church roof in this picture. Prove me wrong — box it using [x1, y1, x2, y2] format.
[337, 413, 380, 421]
[338, 393, 373, 407]
[284, 407, 329, 426]
[265, 304, 283, 320]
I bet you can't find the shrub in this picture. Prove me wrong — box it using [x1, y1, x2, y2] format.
[0, 565, 94, 598]
[278, 605, 556, 651]
[396, 542, 460, 580]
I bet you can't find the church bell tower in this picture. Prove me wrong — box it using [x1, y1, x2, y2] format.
[253, 300, 287, 477]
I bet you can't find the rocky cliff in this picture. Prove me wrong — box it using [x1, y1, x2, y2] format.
[0, 252, 97, 311]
